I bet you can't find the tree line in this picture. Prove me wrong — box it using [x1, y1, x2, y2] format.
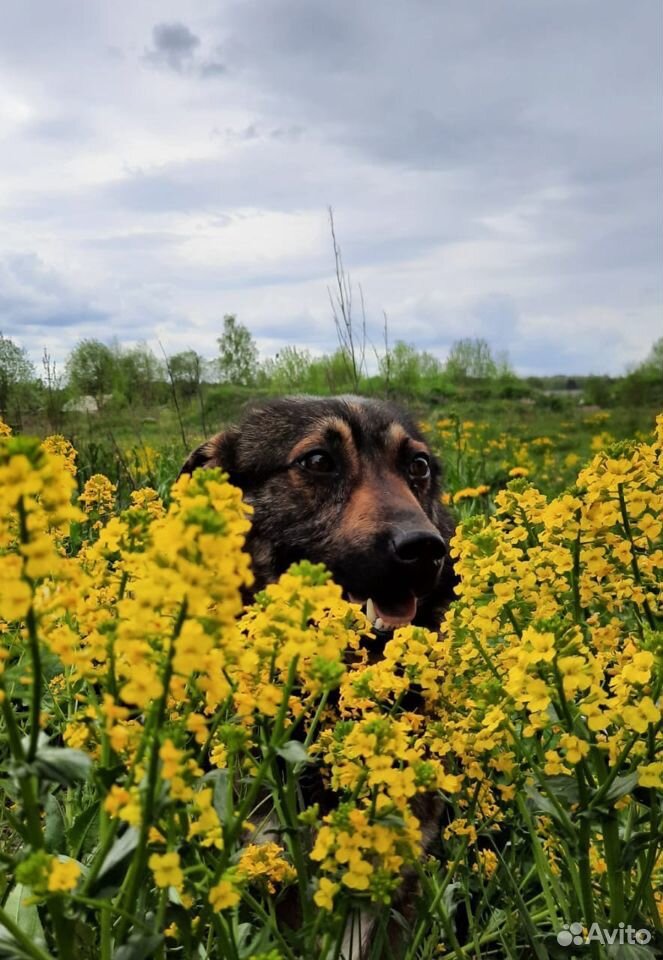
[1, 319, 661, 431]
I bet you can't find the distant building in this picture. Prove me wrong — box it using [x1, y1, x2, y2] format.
[62, 396, 99, 414]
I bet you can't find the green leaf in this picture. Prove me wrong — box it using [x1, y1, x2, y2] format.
[603, 772, 638, 804]
[32, 746, 92, 786]
[442, 881, 462, 918]
[202, 768, 230, 824]
[44, 794, 67, 853]
[0, 884, 45, 944]
[95, 828, 139, 885]
[540, 775, 579, 804]
[606, 943, 658, 960]
[0, 939, 41, 960]
[620, 831, 663, 870]
[95, 763, 126, 791]
[113, 934, 164, 960]
[67, 804, 100, 860]
[276, 741, 311, 765]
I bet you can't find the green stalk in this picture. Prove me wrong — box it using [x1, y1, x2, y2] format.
[190, 656, 300, 952]
[283, 766, 312, 924]
[71, 894, 152, 930]
[303, 689, 330, 749]
[100, 905, 111, 960]
[114, 599, 187, 944]
[571, 522, 582, 624]
[79, 818, 120, 897]
[516, 793, 567, 923]
[601, 813, 625, 925]
[625, 786, 662, 928]
[0, 904, 55, 960]
[587, 734, 639, 810]
[25, 608, 42, 763]
[413, 862, 467, 960]
[617, 484, 657, 629]
[15, 499, 41, 763]
[240, 890, 297, 960]
[0, 691, 43, 847]
[405, 837, 470, 959]
[435, 910, 551, 960]
[575, 771, 600, 960]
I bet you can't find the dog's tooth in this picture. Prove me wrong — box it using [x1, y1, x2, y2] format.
[374, 617, 385, 631]
[366, 598, 376, 623]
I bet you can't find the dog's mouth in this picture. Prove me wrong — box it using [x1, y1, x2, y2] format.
[349, 593, 417, 632]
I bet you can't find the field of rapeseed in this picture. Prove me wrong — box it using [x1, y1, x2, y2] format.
[0, 411, 661, 960]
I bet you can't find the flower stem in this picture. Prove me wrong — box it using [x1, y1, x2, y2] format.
[114, 599, 187, 944]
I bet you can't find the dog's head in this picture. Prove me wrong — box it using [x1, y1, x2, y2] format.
[179, 395, 456, 632]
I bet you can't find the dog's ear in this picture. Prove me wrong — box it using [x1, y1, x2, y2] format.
[177, 428, 240, 480]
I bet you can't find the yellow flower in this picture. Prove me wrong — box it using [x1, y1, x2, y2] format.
[148, 851, 183, 891]
[47, 858, 81, 893]
[559, 734, 590, 765]
[314, 877, 339, 910]
[622, 697, 660, 734]
[521, 626, 556, 664]
[638, 761, 663, 789]
[622, 651, 654, 686]
[104, 785, 131, 818]
[209, 878, 240, 911]
[79, 474, 116, 517]
[121, 664, 162, 710]
[473, 849, 498, 877]
[237, 842, 296, 893]
[0, 559, 32, 621]
[188, 788, 223, 850]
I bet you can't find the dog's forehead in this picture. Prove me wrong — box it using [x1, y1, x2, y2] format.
[239, 395, 422, 447]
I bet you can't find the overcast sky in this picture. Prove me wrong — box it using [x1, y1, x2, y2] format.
[0, 0, 660, 376]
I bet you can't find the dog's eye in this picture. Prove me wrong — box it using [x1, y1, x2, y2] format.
[297, 450, 336, 475]
[409, 454, 431, 480]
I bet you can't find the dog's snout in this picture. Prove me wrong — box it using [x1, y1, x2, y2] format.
[392, 529, 446, 567]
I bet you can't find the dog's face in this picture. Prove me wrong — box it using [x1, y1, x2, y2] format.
[179, 395, 456, 631]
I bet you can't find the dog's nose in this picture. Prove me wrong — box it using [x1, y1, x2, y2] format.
[391, 529, 446, 567]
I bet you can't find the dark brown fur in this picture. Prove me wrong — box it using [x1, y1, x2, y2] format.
[179, 395, 456, 626]
[179, 395, 457, 957]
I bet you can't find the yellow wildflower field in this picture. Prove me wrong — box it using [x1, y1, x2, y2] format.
[0, 414, 661, 959]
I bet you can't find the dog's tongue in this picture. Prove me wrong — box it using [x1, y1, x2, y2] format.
[372, 595, 417, 627]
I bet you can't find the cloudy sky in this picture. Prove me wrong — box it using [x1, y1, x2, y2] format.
[0, 0, 660, 375]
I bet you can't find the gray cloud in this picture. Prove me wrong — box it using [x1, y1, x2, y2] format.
[0, 254, 109, 333]
[144, 22, 201, 72]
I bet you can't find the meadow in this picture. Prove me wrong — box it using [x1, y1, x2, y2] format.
[0, 397, 661, 960]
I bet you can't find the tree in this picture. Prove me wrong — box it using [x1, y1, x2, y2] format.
[168, 349, 208, 435]
[169, 350, 204, 398]
[113, 343, 162, 406]
[640, 336, 663, 374]
[445, 337, 498, 382]
[0, 333, 36, 420]
[378, 341, 442, 394]
[618, 336, 663, 407]
[66, 339, 115, 404]
[217, 315, 258, 385]
[261, 346, 312, 392]
[42, 348, 64, 432]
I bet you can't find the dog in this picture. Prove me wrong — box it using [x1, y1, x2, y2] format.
[179, 394, 456, 631]
[179, 395, 457, 957]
